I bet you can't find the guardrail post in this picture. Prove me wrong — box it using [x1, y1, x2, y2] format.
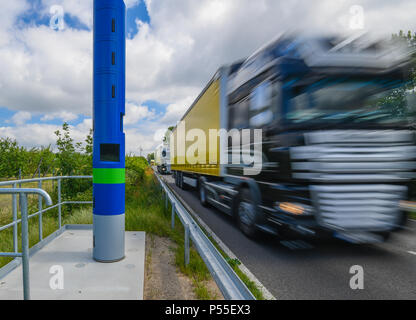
[38, 174, 43, 241]
[171, 202, 175, 229]
[184, 224, 190, 266]
[20, 193, 30, 300]
[58, 178, 62, 229]
[12, 183, 18, 253]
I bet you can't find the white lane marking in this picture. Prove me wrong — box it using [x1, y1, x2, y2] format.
[408, 251, 416, 255]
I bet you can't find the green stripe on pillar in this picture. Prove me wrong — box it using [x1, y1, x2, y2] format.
[93, 168, 125, 184]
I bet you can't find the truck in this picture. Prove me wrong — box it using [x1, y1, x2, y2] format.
[155, 141, 171, 175]
[170, 34, 416, 243]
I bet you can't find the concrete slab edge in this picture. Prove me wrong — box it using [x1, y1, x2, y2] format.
[0, 224, 93, 280]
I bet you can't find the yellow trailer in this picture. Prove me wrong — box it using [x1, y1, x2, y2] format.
[170, 68, 228, 177]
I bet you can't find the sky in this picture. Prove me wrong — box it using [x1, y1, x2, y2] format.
[1, 0, 416, 156]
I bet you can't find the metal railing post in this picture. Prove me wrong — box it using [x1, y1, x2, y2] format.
[171, 202, 175, 229]
[18, 168, 22, 188]
[20, 194, 30, 300]
[184, 224, 190, 266]
[58, 178, 62, 229]
[12, 183, 18, 253]
[38, 174, 43, 241]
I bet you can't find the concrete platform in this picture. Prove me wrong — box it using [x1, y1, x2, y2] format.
[0, 228, 145, 300]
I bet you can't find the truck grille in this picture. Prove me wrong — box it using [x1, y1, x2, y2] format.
[290, 130, 416, 182]
[310, 184, 406, 231]
[290, 130, 415, 231]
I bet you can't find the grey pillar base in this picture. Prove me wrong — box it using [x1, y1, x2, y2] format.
[93, 214, 125, 263]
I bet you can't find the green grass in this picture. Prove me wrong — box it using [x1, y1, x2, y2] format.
[410, 212, 416, 220]
[63, 207, 93, 225]
[194, 283, 216, 300]
[203, 228, 265, 300]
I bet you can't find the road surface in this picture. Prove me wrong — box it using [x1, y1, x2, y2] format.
[160, 173, 416, 300]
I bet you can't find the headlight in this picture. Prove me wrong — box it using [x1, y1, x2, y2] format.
[276, 202, 313, 216]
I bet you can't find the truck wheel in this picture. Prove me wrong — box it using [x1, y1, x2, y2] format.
[394, 212, 408, 231]
[181, 172, 188, 190]
[178, 172, 182, 188]
[175, 172, 179, 187]
[199, 177, 208, 207]
[178, 172, 186, 190]
[235, 188, 260, 238]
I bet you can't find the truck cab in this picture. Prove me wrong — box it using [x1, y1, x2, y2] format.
[224, 35, 416, 242]
[155, 143, 171, 175]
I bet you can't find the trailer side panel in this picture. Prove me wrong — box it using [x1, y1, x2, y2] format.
[171, 79, 221, 177]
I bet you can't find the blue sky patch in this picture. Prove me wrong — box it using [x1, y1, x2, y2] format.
[0, 106, 84, 127]
[0, 108, 16, 126]
[16, 0, 90, 31]
[142, 100, 168, 114]
[126, 0, 150, 38]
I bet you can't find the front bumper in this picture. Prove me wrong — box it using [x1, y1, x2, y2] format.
[310, 184, 407, 232]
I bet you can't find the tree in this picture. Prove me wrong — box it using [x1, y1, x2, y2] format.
[82, 128, 93, 175]
[0, 138, 28, 178]
[147, 152, 155, 163]
[55, 123, 79, 176]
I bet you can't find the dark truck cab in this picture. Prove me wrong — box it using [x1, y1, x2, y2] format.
[222, 36, 416, 242]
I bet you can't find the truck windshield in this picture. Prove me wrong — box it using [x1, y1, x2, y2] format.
[287, 78, 416, 125]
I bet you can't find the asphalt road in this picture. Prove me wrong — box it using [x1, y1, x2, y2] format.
[161, 173, 416, 300]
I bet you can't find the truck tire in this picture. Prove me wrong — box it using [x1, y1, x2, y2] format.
[178, 172, 182, 188]
[393, 211, 408, 232]
[199, 177, 208, 207]
[178, 171, 187, 190]
[235, 188, 260, 238]
[175, 171, 179, 187]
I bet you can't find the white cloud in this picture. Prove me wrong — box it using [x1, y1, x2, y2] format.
[160, 96, 195, 125]
[0, 0, 29, 47]
[124, 102, 156, 125]
[41, 111, 78, 122]
[0, 25, 92, 115]
[11, 111, 31, 126]
[0, 121, 89, 150]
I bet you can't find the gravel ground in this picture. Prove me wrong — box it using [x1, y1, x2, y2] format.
[143, 234, 223, 300]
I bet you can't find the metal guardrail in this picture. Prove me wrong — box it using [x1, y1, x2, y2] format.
[0, 176, 93, 300]
[154, 172, 255, 300]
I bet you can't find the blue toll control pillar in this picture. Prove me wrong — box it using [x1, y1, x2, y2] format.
[93, 0, 126, 262]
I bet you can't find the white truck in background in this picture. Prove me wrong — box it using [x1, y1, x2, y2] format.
[155, 141, 171, 175]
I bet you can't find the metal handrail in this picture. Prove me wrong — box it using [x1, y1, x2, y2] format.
[0, 176, 93, 300]
[0, 175, 92, 186]
[155, 172, 255, 300]
[0, 188, 52, 204]
[0, 188, 52, 300]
